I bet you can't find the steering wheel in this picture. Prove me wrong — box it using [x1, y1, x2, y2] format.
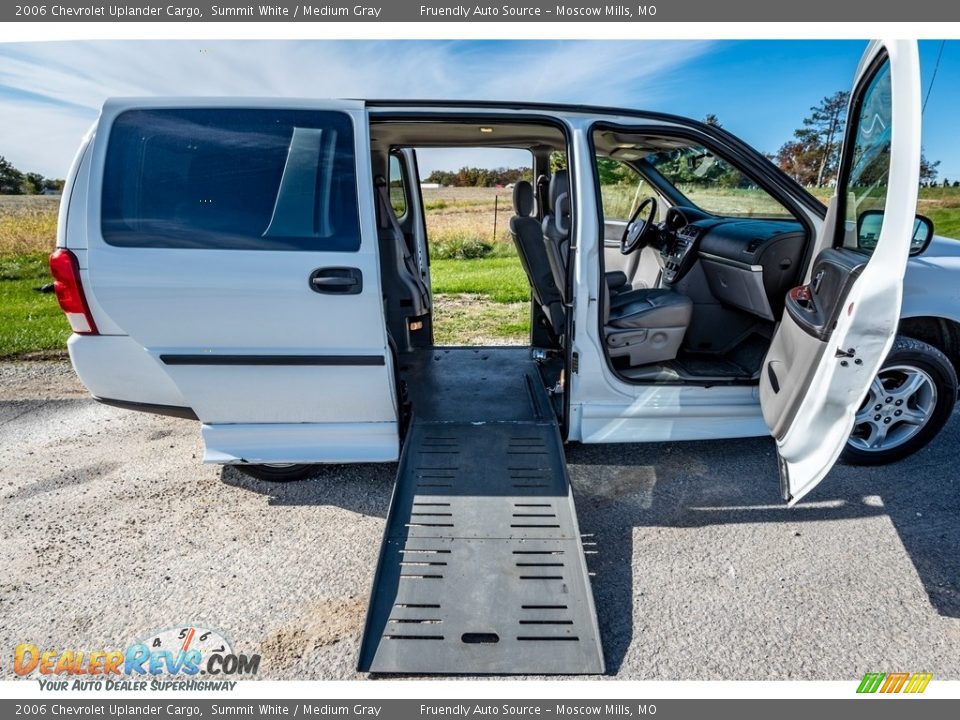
[620, 197, 658, 255]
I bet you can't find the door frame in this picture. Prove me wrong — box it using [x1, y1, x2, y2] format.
[584, 120, 824, 388]
[367, 108, 577, 435]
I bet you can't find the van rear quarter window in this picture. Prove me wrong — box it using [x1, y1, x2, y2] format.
[101, 108, 361, 251]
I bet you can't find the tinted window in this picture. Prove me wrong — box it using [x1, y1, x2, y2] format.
[102, 108, 361, 251]
[836, 59, 892, 255]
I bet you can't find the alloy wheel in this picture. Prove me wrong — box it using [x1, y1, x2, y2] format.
[848, 364, 938, 452]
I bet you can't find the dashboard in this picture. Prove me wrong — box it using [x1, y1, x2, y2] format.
[656, 206, 807, 321]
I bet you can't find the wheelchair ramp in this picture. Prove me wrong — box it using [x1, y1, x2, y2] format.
[358, 420, 604, 674]
[358, 350, 603, 675]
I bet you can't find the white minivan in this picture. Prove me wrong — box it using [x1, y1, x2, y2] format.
[51, 40, 957, 507]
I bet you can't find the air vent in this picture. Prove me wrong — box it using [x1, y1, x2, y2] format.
[745, 238, 763, 254]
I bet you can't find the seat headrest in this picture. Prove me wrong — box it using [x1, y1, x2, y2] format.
[549, 170, 569, 212]
[373, 175, 387, 188]
[542, 170, 571, 241]
[512, 180, 535, 218]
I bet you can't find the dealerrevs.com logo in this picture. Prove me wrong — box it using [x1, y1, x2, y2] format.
[13, 625, 260, 691]
[857, 672, 933, 694]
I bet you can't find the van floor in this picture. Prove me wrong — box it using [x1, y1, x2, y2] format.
[358, 346, 605, 674]
[396, 346, 549, 422]
[618, 332, 770, 383]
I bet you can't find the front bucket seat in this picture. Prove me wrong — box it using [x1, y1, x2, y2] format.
[603, 283, 692, 365]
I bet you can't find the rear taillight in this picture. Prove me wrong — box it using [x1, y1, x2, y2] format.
[49, 249, 98, 335]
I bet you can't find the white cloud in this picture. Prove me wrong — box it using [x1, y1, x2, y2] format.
[0, 40, 713, 177]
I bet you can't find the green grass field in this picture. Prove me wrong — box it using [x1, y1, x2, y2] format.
[430, 256, 528, 303]
[2, 185, 959, 356]
[0, 252, 70, 358]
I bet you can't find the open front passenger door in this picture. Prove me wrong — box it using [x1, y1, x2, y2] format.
[760, 41, 922, 505]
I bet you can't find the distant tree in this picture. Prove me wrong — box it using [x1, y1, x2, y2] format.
[424, 169, 455, 186]
[920, 152, 941, 184]
[23, 172, 46, 195]
[774, 91, 849, 187]
[704, 113, 722, 128]
[800, 90, 849, 187]
[44, 178, 65, 193]
[596, 157, 636, 185]
[774, 139, 821, 186]
[0, 156, 24, 195]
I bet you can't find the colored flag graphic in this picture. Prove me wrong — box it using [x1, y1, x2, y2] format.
[857, 672, 932, 694]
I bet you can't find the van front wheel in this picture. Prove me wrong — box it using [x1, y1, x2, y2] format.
[235, 463, 317, 482]
[842, 337, 957, 466]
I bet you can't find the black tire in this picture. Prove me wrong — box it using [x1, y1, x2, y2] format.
[842, 336, 957, 466]
[234, 464, 317, 482]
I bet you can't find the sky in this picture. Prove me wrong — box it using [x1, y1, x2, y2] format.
[0, 40, 956, 182]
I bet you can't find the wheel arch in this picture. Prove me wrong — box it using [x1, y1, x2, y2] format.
[897, 315, 960, 388]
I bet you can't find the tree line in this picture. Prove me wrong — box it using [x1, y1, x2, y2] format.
[423, 166, 532, 188]
[0, 156, 65, 195]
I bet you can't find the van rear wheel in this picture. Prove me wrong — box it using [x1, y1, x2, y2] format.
[235, 463, 316, 482]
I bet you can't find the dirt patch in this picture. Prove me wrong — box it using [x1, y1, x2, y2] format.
[258, 597, 367, 670]
[432, 293, 528, 346]
[0, 360, 85, 401]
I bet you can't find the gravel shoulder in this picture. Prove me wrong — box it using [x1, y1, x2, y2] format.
[1, 360, 958, 681]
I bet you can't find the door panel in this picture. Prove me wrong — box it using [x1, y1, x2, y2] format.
[603, 219, 632, 275]
[85, 99, 398, 463]
[759, 41, 921, 504]
[603, 220, 661, 289]
[781, 249, 867, 342]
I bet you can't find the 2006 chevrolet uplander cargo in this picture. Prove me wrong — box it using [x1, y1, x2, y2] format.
[50, 40, 960, 674]
[51, 39, 959, 500]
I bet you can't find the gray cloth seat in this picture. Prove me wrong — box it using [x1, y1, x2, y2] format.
[539, 169, 692, 366]
[509, 181, 564, 336]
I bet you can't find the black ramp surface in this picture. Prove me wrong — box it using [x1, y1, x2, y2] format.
[399, 347, 549, 422]
[358, 349, 604, 674]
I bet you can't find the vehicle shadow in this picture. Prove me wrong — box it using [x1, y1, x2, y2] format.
[567, 411, 960, 675]
[219, 462, 396, 518]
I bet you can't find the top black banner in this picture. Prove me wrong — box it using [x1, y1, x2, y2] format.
[4, 0, 958, 22]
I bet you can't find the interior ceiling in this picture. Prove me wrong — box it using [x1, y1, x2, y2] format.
[368, 122, 690, 162]
[370, 121, 567, 151]
[593, 131, 691, 158]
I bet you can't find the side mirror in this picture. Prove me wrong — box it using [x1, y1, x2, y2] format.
[856, 209, 935, 256]
[910, 214, 935, 255]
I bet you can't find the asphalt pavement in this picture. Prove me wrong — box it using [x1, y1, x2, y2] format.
[1, 360, 958, 680]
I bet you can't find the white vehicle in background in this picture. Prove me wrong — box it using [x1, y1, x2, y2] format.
[48, 39, 956, 506]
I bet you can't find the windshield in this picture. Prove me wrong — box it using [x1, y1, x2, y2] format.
[645, 144, 794, 219]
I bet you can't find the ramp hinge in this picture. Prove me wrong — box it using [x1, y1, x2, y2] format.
[571, 351, 579, 374]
